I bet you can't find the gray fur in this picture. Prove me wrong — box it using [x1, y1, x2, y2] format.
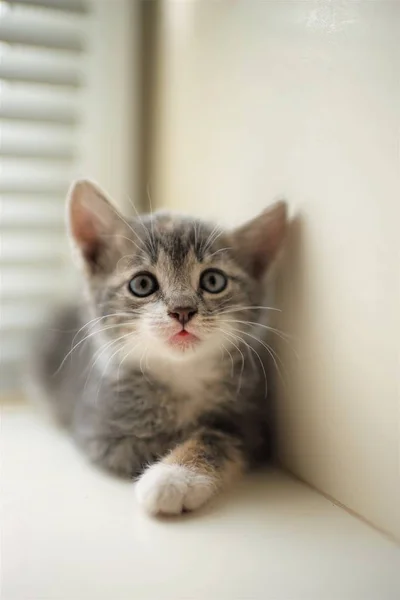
[32, 181, 286, 478]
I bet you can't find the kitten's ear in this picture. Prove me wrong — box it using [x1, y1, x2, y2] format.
[231, 201, 288, 278]
[68, 179, 126, 273]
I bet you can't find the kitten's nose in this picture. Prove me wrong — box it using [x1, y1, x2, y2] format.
[168, 306, 198, 326]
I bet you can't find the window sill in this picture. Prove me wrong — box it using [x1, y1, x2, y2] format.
[2, 404, 399, 600]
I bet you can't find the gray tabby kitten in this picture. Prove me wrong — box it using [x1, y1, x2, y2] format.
[34, 180, 287, 516]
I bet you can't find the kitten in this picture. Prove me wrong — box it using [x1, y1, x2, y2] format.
[33, 180, 287, 516]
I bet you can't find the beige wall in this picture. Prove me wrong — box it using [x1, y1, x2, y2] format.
[150, 1, 400, 539]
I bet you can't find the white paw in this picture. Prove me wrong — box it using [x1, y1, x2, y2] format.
[136, 463, 215, 516]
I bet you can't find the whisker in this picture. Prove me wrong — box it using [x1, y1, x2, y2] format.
[205, 228, 224, 251]
[144, 346, 151, 375]
[206, 246, 232, 259]
[217, 305, 282, 315]
[117, 340, 142, 392]
[223, 329, 268, 398]
[100, 196, 147, 250]
[125, 193, 157, 256]
[200, 223, 219, 254]
[53, 321, 137, 375]
[221, 342, 234, 377]
[146, 183, 157, 255]
[200, 224, 218, 255]
[139, 343, 150, 381]
[193, 221, 199, 254]
[101, 233, 143, 254]
[222, 318, 298, 355]
[70, 311, 138, 349]
[95, 334, 133, 403]
[115, 253, 135, 272]
[202, 225, 225, 255]
[230, 326, 287, 389]
[84, 332, 134, 392]
[218, 330, 245, 394]
[228, 336, 245, 394]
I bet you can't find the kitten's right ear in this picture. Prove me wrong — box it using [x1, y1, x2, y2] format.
[67, 179, 125, 273]
[230, 201, 288, 278]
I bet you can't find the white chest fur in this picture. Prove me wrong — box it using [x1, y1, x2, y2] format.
[151, 354, 220, 394]
[148, 354, 223, 425]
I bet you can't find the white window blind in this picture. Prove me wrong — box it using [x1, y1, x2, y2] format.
[0, 0, 90, 392]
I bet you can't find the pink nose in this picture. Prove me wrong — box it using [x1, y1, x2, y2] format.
[168, 307, 198, 326]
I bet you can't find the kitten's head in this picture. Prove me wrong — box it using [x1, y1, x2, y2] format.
[68, 180, 287, 365]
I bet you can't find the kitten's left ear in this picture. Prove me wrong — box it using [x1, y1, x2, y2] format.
[231, 201, 288, 278]
[68, 179, 127, 274]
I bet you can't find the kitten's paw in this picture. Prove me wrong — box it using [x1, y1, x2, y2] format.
[136, 463, 215, 516]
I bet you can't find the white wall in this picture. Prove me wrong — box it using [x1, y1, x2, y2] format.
[151, 0, 400, 539]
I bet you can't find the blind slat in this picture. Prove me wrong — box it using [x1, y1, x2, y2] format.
[1, 197, 65, 226]
[0, 303, 52, 331]
[0, 57, 83, 86]
[1, 267, 71, 297]
[0, 180, 71, 194]
[0, 162, 75, 194]
[7, 0, 88, 14]
[0, 14, 85, 52]
[1, 233, 67, 263]
[1, 120, 77, 159]
[0, 97, 79, 124]
[0, 141, 76, 160]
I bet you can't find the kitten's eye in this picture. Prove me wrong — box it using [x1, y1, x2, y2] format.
[129, 272, 159, 297]
[200, 269, 228, 294]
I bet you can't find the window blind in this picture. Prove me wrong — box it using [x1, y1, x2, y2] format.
[0, 0, 90, 392]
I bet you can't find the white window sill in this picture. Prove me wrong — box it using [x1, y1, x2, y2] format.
[2, 404, 399, 600]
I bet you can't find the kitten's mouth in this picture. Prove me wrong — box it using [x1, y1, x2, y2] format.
[169, 329, 199, 349]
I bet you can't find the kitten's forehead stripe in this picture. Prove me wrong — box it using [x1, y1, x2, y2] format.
[132, 217, 198, 267]
[133, 214, 225, 267]
[159, 231, 189, 270]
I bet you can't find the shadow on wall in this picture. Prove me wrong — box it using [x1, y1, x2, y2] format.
[270, 213, 304, 465]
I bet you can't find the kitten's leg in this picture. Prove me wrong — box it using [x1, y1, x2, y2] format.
[136, 429, 245, 515]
